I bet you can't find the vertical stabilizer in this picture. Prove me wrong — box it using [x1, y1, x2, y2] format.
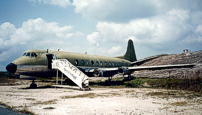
[116, 39, 137, 62]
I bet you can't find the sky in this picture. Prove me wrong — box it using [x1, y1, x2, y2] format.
[0, 0, 202, 71]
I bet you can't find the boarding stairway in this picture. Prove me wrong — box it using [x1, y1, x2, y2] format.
[52, 59, 90, 90]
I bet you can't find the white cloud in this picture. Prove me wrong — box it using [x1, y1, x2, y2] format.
[72, 0, 202, 22]
[182, 24, 202, 43]
[72, 0, 202, 53]
[28, 0, 71, 8]
[72, 0, 158, 22]
[2, 0, 202, 71]
[87, 32, 102, 46]
[107, 46, 122, 55]
[167, 9, 190, 20]
[195, 25, 202, 35]
[2, 18, 74, 46]
[87, 8, 202, 52]
[86, 45, 123, 57]
[0, 18, 84, 68]
[0, 22, 16, 40]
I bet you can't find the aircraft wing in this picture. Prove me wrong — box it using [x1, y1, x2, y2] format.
[88, 68, 118, 72]
[127, 64, 195, 70]
[84, 63, 195, 77]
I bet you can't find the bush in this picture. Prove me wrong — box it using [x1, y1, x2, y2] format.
[124, 78, 143, 87]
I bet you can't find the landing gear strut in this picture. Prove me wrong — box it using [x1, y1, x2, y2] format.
[108, 76, 112, 81]
[30, 80, 37, 88]
[128, 74, 132, 80]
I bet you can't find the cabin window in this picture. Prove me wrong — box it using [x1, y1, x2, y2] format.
[75, 59, 79, 65]
[81, 60, 85, 66]
[91, 61, 94, 66]
[100, 61, 103, 66]
[96, 61, 99, 66]
[118, 63, 120, 66]
[112, 62, 114, 66]
[104, 62, 107, 66]
[115, 63, 117, 66]
[108, 62, 111, 66]
[86, 60, 89, 65]
[122, 61, 124, 66]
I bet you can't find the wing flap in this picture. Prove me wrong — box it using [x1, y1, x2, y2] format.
[88, 68, 118, 72]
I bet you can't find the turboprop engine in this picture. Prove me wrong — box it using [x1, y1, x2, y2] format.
[118, 67, 131, 75]
[93, 69, 116, 77]
[93, 68, 103, 77]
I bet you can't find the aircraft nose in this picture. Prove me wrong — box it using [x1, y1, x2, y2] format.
[6, 63, 17, 74]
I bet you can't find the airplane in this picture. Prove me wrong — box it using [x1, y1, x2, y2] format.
[6, 39, 195, 88]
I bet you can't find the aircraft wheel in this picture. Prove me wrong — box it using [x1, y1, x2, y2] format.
[30, 83, 37, 88]
[128, 75, 132, 80]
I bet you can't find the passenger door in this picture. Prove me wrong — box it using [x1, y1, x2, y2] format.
[46, 54, 56, 69]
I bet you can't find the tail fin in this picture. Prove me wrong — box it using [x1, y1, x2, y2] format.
[116, 39, 137, 62]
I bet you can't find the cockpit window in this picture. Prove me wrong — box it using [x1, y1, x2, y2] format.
[31, 52, 37, 57]
[23, 52, 37, 57]
[23, 53, 27, 56]
[26, 52, 31, 57]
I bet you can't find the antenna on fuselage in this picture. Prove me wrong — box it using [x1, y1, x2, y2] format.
[47, 49, 48, 53]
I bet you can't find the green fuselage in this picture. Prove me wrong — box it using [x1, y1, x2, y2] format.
[6, 39, 136, 77]
[13, 50, 131, 68]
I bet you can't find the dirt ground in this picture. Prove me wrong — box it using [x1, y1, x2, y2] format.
[0, 81, 202, 115]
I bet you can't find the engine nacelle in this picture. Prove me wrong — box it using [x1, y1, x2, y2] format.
[93, 68, 103, 77]
[118, 67, 131, 75]
[93, 69, 115, 77]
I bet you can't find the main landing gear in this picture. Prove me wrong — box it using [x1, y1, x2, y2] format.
[121, 74, 133, 81]
[30, 80, 37, 88]
[108, 76, 112, 81]
[128, 74, 132, 80]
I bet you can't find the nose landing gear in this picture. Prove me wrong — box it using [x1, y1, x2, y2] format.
[30, 80, 37, 88]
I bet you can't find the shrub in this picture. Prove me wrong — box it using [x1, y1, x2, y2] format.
[124, 78, 143, 87]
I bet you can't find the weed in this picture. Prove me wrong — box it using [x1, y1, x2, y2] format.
[25, 98, 36, 101]
[61, 92, 122, 99]
[170, 101, 188, 106]
[33, 99, 57, 105]
[61, 93, 97, 99]
[146, 92, 165, 96]
[124, 90, 135, 93]
[0, 102, 12, 109]
[18, 105, 35, 115]
[0, 102, 34, 115]
[124, 78, 143, 87]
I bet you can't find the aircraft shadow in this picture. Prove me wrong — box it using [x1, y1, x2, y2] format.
[19, 77, 135, 89]
[89, 77, 135, 86]
[20, 85, 52, 89]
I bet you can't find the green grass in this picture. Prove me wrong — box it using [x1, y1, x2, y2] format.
[124, 78, 143, 87]
[61, 92, 122, 99]
[61, 93, 97, 99]
[146, 77, 202, 92]
[170, 101, 188, 106]
[0, 102, 34, 115]
[18, 105, 35, 115]
[33, 99, 58, 105]
[89, 77, 202, 93]
[90, 77, 143, 88]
